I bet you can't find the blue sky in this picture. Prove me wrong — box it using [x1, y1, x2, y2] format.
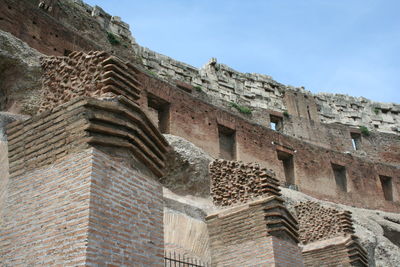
[85, 0, 400, 103]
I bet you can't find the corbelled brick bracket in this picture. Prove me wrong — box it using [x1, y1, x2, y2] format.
[206, 196, 303, 267]
[0, 96, 169, 266]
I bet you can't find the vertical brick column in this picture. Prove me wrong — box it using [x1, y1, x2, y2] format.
[0, 97, 169, 266]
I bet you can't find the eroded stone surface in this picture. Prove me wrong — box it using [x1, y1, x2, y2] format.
[0, 30, 42, 114]
[162, 134, 214, 197]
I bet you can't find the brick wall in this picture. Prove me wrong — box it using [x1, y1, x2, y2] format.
[302, 236, 368, 267]
[295, 202, 368, 267]
[0, 148, 165, 266]
[86, 148, 164, 266]
[139, 72, 400, 212]
[206, 197, 303, 267]
[1, 97, 168, 265]
[0, 149, 93, 266]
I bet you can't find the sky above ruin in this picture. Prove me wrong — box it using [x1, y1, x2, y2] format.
[85, 0, 400, 103]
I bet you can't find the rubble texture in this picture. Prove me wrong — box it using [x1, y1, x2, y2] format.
[39, 51, 141, 112]
[210, 159, 281, 206]
[295, 201, 355, 244]
[0, 30, 42, 114]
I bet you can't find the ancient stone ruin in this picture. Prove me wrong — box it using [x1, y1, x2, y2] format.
[295, 202, 368, 266]
[0, 0, 399, 266]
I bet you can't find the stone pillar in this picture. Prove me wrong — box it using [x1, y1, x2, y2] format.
[0, 96, 169, 266]
[207, 159, 304, 267]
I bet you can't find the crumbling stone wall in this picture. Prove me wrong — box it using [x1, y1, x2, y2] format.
[209, 159, 281, 206]
[39, 51, 141, 112]
[295, 201, 355, 244]
[0, 0, 137, 59]
[139, 72, 400, 212]
[139, 48, 400, 135]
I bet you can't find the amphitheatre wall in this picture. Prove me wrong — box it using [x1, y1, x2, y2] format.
[0, 0, 398, 213]
[138, 72, 400, 212]
[140, 49, 400, 136]
[1, 0, 399, 138]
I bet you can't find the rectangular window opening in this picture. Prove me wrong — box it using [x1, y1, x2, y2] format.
[277, 150, 295, 186]
[218, 125, 236, 160]
[350, 132, 362, 150]
[331, 163, 347, 192]
[379, 175, 393, 201]
[147, 94, 170, 134]
[270, 115, 283, 132]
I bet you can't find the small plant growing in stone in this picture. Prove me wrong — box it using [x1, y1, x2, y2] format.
[145, 70, 157, 77]
[107, 32, 120, 46]
[283, 110, 289, 117]
[359, 126, 370, 136]
[230, 102, 252, 115]
[373, 107, 380, 115]
[194, 86, 202, 92]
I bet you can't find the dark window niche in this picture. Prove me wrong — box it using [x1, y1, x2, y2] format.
[379, 175, 393, 201]
[270, 115, 283, 132]
[277, 150, 295, 186]
[218, 125, 236, 160]
[350, 132, 362, 150]
[147, 94, 170, 134]
[332, 163, 347, 192]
